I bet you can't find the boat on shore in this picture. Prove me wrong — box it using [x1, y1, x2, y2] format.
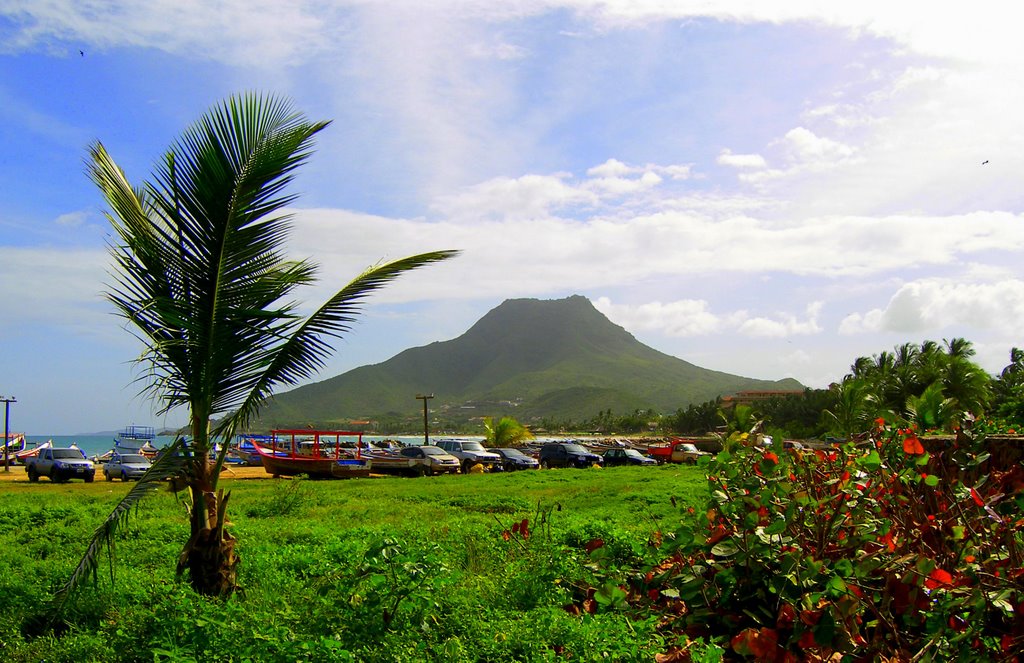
[113, 425, 159, 458]
[253, 429, 371, 479]
[13, 439, 50, 464]
[2, 433, 25, 458]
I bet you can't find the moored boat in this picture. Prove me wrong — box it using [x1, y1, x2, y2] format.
[114, 425, 159, 458]
[254, 429, 372, 479]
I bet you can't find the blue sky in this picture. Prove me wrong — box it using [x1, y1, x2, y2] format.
[2, 2, 1023, 434]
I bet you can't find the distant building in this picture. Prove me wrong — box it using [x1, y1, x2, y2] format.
[720, 390, 805, 409]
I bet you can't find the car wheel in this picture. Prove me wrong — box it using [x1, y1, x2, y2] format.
[540, 459, 549, 469]
[85, 474, 94, 483]
[27, 467, 38, 482]
[49, 468, 62, 483]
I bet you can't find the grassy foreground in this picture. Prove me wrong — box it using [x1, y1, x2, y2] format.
[0, 466, 706, 662]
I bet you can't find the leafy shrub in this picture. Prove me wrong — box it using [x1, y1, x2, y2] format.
[573, 422, 1024, 660]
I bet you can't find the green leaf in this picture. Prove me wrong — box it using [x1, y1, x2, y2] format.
[711, 540, 739, 557]
[924, 474, 940, 487]
[827, 575, 848, 598]
[859, 450, 882, 472]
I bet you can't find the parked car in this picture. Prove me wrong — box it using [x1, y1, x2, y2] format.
[602, 448, 657, 466]
[671, 443, 710, 465]
[493, 447, 540, 470]
[647, 438, 711, 464]
[398, 445, 461, 475]
[104, 453, 153, 481]
[25, 447, 95, 483]
[436, 439, 503, 472]
[538, 442, 603, 469]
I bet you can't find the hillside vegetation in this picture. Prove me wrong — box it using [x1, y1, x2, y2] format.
[257, 296, 801, 428]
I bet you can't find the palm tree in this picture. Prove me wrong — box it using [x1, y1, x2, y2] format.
[824, 377, 878, 439]
[58, 93, 457, 601]
[483, 416, 535, 447]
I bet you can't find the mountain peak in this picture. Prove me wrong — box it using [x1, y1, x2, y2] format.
[258, 296, 801, 427]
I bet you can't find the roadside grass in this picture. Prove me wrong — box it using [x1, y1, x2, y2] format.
[0, 465, 706, 662]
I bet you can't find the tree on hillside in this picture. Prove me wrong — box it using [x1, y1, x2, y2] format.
[483, 416, 535, 447]
[58, 93, 457, 602]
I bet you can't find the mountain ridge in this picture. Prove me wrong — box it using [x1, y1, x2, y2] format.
[256, 295, 802, 427]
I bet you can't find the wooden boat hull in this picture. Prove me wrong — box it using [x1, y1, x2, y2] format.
[256, 448, 371, 479]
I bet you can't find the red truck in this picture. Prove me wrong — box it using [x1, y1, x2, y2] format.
[647, 438, 711, 464]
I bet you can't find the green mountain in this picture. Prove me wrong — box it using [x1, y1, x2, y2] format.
[255, 295, 802, 427]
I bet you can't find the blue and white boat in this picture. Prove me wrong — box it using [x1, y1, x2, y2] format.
[114, 425, 158, 457]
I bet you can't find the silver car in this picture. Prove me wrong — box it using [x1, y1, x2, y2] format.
[104, 453, 153, 481]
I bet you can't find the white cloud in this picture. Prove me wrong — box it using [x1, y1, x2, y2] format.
[738, 302, 823, 338]
[55, 211, 87, 227]
[592, 297, 822, 339]
[717, 149, 767, 169]
[839, 279, 1024, 335]
[782, 127, 856, 162]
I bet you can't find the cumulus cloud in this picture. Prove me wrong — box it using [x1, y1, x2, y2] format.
[717, 149, 767, 169]
[839, 279, 1024, 335]
[782, 127, 856, 162]
[592, 297, 823, 339]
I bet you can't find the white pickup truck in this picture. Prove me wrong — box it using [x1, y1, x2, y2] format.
[25, 447, 96, 483]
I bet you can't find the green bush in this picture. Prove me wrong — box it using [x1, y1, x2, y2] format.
[573, 422, 1024, 660]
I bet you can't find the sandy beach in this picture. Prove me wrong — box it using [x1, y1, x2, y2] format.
[0, 465, 275, 482]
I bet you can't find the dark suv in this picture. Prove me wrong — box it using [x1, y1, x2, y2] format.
[538, 442, 603, 469]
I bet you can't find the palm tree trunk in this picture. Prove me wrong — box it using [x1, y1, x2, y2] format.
[179, 483, 240, 596]
[176, 416, 240, 596]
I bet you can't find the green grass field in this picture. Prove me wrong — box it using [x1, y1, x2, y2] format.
[0, 465, 707, 662]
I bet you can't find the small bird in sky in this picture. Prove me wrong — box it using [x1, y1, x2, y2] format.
[79, 50, 84, 57]
[982, 160, 989, 165]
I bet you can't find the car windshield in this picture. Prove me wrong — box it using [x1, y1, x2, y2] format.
[462, 442, 486, 452]
[498, 448, 528, 459]
[680, 444, 698, 452]
[119, 455, 149, 464]
[420, 446, 447, 456]
[562, 444, 586, 453]
[624, 449, 644, 458]
[53, 449, 84, 459]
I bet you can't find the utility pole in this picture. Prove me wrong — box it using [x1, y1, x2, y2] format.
[415, 394, 434, 446]
[1, 396, 15, 472]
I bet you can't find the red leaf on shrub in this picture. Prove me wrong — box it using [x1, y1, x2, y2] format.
[583, 598, 597, 615]
[925, 568, 953, 589]
[875, 417, 886, 427]
[800, 608, 823, 626]
[520, 518, 529, 539]
[903, 434, 925, 455]
[707, 524, 728, 545]
[585, 538, 605, 553]
[764, 451, 778, 464]
[776, 603, 796, 629]
[731, 628, 778, 660]
[797, 630, 818, 649]
[970, 487, 985, 507]
[648, 588, 660, 601]
[502, 530, 511, 541]
[654, 647, 689, 663]
[511, 521, 520, 534]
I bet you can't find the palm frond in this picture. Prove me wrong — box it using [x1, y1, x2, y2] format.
[221, 250, 459, 436]
[50, 438, 190, 618]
